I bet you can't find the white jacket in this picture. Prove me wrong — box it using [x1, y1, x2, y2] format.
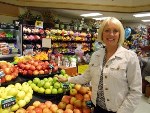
[68, 46, 142, 113]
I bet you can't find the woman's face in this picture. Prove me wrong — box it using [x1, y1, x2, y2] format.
[102, 21, 120, 48]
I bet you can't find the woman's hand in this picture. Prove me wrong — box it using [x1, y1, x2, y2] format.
[54, 75, 68, 83]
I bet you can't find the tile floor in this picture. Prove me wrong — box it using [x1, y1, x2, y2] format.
[134, 95, 150, 113]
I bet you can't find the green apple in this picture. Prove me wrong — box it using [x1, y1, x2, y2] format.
[30, 83, 36, 89]
[2, 109, 9, 113]
[54, 82, 61, 89]
[43, 78, 48, 82]
[18, 100, 26, 108]
[17, 91, 26, 100]
[53, 77, 58, 83]
[33, 78, 40, 84]
[51, 88, 57, 94]
[57, 88, 63, 94]
[45, 89, 51, 94]
[50, 86, 53, 90]
[33, 86, 39, 92]
[22, 82, 29, 87]
[37, 80, 45, 87]
[60, 69, 66, 75]
[38, 87, 45, 93]
[11, 104, 19, 112]
[44, 82, 51, 89]
[28, 80, 33, 85]
[48, 77, 53, 82]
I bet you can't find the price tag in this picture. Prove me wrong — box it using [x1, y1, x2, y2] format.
[86, 100, 94, 108]
[62, 83, 70, 89]
[0, 71, 5, 78]
[49, 64, 54, 69]
[1, 97, 16, 109]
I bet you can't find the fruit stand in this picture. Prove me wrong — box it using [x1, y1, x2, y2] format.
[0, 54, 92, 113]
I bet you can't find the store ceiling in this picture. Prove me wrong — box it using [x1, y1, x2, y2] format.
[0, 0, 150, 23]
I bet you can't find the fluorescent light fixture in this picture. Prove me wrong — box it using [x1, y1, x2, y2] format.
[80, 13, 102, 17]
[133, 13, 150, 17]
[92, 17, 109, 20]
[142, 20, 150, 22]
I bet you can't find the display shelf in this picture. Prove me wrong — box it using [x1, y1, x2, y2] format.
[0, 54, 20, 59]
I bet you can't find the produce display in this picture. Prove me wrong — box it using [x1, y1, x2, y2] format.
[17, 60, 59, 77]
[0, 61, 18, 83]
[0, 82, 33, 112]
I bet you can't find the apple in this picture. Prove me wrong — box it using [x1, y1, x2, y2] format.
[73, 109, 82, 113]
[50, 104, 58, 113]
[26, 105, 35, 111]
[75, 94, 83, 101]
[38, 87, 45, 93]
[33, 78, 40, 84]
[44, 69, 49, 74]
[33, 101, 41, 107]
[43, 78, 48, 82]
[34, 107, 42, 113]
[18, 99, 26, 108]
[58, 102, 66, 109]
[74, 84, 81, 91]
[79, 86, 88, 94]
[44, 82, 51, 89]
[45, 89, 51, 94]
[17, 91, 26, 99]
[45, 101, 52, 108]
[83, 94, 91, 101]
[66, 104, 74, 110]
[3, 68, 11, 74]
[70, 88, 77, 96]
[39, 70, 44, 74]
[22, 70, 27, 75]
[70, 97, 77, 105]
[36, 65, 42, 71]
[54, 82, 61, 89]
[60, 69, 66, 75]
[29, 65, 36, 71]
[33, 70, 39, 75]
[64, 109, 73, 113]
[10, 104, 19, 112]
[7, 87, 18, 96]
[56, 109, 64, 113]
[57, 88, 63, 94]
[53, 77, 58, 83]
[33, 86, 39, 92]
[24, 96, 31, 103]
[82, 108, 91, 113]
[51, 88, 58, 94]
[74, 100, 82, 108]
[28, 70, 33, 75]
[37, 80, 45, 87]
[16, 108, 26, 113]
[43, 107, 52, 113]
[61, 96, 71, 104]
[48, 77, 53, 82]
[5, 75, 13, 81]
[28, 80, 33, 85]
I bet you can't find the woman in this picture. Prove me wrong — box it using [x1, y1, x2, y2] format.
[56, 17, 142, 113]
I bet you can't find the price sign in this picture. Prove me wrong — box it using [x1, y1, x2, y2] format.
[0, 71, 5, 78]
[35, 20, 43, 28]
[49, 64, 54, 69]
[62, 82, 70, 89]
[1, 97, 16, 109]
[86, 100, 94, 108]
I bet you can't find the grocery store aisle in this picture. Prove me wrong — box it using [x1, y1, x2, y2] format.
[134, 95, 150, 113]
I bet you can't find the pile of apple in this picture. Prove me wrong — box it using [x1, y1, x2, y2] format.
[0, 61, 18, 83]
[28, 74, 73, 95]
[57, 84, 92, 113]
[0, 82, 33, 112]
[15, 100, 60, 113]
[17, 60, 58, 76]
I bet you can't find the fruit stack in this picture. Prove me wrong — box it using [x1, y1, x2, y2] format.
[0, 61, 18, 83]
[0, 82, 33, 112]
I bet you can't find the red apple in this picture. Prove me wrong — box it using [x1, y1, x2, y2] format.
[58, 102, 66, 110]
[33, 70, 39, 75]
[3, 68, 11, 74]
[22, 70, 27, 75]
[66, 104, 74, 110]
[56, 109, 64, 113]
[45, 101, 52, 108]
[28, 70, 33, 75]
[50, 104, 58, 113]
[34, 107, 42, 113]
[39, 70, 44, 75]
[73, 109, 82, 113]
[36, 65, 42, 71]
[44, 69, 49, 74]
[74, 100, 82, 108]
[30, 65, 36, 71]
[43, 107, 52, 113]
[64, 109, 73, 113]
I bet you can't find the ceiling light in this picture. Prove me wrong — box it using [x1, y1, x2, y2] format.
[133, 13, 150, 17]
[142, 20, 150, 22]
[80, 13, 102, 17]
[92, 17, 109, 20]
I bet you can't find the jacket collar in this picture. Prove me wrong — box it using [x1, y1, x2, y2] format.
[112, 45, 126, 59]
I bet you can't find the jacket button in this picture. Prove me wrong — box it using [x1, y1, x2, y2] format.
[107, 99, 110, 101]
[105, 76, 107, 78]
[106, 65, 108, 68]
[105, 88, 108, 90]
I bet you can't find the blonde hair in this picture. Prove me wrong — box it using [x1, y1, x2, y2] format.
[97, 17, 125, 45]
